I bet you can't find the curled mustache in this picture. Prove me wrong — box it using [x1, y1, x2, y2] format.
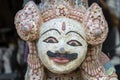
[47, 51, 78, 60]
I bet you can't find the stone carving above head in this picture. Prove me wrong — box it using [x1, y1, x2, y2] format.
[14, 0, 118, 80]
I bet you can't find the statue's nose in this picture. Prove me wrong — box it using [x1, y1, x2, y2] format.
[56, 47, 66, 54]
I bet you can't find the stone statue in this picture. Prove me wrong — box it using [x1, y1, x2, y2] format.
[14, 0, 118, 80]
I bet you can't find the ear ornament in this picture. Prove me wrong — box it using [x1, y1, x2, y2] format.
[84, 3, 108, 45]
[14, 1, 42, 41]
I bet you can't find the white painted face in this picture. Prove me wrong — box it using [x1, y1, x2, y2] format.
[37, 18, 87, 74]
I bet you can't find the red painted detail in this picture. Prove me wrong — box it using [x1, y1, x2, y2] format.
[52, 57, 70, 64]
[62, 22, 66, 31]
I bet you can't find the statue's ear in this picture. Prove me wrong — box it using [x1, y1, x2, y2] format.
[84, 3, 108, 45]
[14, 1, 42, 41]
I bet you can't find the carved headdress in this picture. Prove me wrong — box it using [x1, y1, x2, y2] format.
[14, 0, 118, 80]
[15, 0, 108, 45]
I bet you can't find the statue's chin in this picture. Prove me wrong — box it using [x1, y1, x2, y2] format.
[48, 67, 77, 74]
[44, 60, 81, 74]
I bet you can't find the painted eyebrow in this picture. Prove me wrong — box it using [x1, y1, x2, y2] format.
[41, 29, 61, 36]
[66, 31, 85, 40]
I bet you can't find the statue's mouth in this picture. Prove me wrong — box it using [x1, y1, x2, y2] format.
[47, 51, 78, 64]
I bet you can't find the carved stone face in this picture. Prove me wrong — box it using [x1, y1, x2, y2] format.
[37, 18, 87, 74]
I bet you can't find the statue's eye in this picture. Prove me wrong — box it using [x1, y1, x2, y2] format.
[67, 40, 82, 46]
[43, 37, 58, 43]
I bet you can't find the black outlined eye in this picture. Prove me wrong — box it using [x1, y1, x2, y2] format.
[67, 40, 82, 46]
[43, 37, 58, 43]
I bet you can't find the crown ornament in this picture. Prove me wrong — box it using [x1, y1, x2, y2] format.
[41, 4, 85, 23]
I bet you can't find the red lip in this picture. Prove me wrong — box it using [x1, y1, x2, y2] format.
[51, 57, 70, 64]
